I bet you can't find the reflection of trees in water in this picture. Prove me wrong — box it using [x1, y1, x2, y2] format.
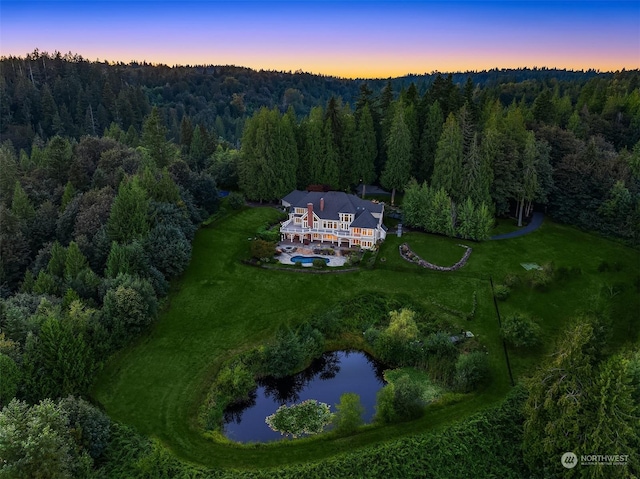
[261, 351, 342, 404]
[224, 389, 258, 424]
[223, 351, 387, 425]
[364, 352, 388, 383]
[318, 352, 341, 380]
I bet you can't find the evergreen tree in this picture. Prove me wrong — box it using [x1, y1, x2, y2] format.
[432, 113, 463, 201]
[523, 320, 596, 476]
[179, 115, 193, 152]
[353, 104, 377, 197]
[141, 107, 173, 168]
[106, 176, 149, 243]
[0, 144, 18, 207]
[43, 135, 72, 185]
[418, 100, 443, 184]
[428, 188, 455, 236]
[10, 181, 35, 222]
[47, 241, 68, 277]
[63, 241, 89, 282]
[60, 181, 77, 212]
[517, 132, 539, 226]
[238, 108, 297, 201]
[381, 105, 412, 205]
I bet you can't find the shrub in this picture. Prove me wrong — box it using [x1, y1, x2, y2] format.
[215, 362, 256, 402]
[556, 265, 582, 280]
[256, 224, 280, 242]
[527, 262, 555, 291]
[333, 393, 364, 436]
[374, 383, 396, 424]
[454, 351, 490, 392]
[501, 314, 542, 349]
[294, 261, 303, 268]
[312, 258, 327, 268]
[265, 399, 332, 438]
[261, 328, 305, 377]
[423, 332, 459, 386]
[503, 273, 521, 288]
[250, 239, 276, 260]
[494, 284, 510, 301]
[226, 191, 245, 210]
[363, 327, 381, 345]
[375, 374, 424, 424]
[392, 374, 424, 421]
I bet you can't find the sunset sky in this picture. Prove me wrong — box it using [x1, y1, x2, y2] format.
[1, 1, 638, 79]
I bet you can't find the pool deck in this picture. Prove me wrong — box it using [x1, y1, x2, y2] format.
[275, 242, 349, 267]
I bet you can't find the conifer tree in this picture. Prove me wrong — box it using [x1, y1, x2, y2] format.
[381, 105, 412, 205]
[10, 181, 35, 222]
[141, 107, 172, 167]
[432, 113, 463, 201]
[353, 104, 377, 197]
[106, 177, 149, 243]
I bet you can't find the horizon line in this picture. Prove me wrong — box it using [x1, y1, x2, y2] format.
[2, 49, 636, 81]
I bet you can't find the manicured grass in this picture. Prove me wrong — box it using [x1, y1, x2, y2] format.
[91, 207, 639, 470]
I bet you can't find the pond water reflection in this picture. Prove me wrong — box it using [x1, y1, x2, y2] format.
[223, 350, 386, 443]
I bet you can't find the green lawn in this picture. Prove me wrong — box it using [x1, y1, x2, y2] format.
[91, 207, 639, 470]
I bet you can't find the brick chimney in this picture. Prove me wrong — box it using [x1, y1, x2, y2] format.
[307, 202, 314, 228]
[320, 197, 324, 212]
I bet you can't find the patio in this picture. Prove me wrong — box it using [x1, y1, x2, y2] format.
[275, 241, 355, 267]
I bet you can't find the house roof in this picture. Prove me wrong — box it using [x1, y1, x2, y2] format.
[282, 190, 383, 221]
[350, 211, 379, 229]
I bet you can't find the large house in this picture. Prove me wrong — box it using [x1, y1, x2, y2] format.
[280, 190, 387, 249]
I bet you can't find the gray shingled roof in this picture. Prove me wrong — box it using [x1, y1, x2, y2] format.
[350, 210, 379, 228]
[282, 190, 383, 220]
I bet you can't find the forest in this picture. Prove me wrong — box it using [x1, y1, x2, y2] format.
[0, 51, 639, 478]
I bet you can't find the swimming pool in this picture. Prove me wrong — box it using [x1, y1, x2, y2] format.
[290, 256, 329, 265]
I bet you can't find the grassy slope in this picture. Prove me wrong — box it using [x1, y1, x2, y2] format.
[91, 207, 639, 470]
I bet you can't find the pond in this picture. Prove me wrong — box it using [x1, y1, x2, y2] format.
[223, 350, 386, 443]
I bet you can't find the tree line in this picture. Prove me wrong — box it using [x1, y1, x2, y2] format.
[238, 75, 639, 244]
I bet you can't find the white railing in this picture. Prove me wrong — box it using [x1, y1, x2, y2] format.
[280, 226, 377, 240]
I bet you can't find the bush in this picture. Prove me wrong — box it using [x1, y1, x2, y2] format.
[423, 332, 459, 386]
[375, 374, 424, 424]
[527, 262, 555, 291]
[294, 261, 303, 268]
[494, 284, 510, 301]
[363, 327, 381, 345]
[226, 191, 245, 210]
[265, 399, 332, 438]
[215, 362, 256, 402]
[250, 239, 276, 260]
[312, 258, 327, 268]
[374, 383, 396, 424]
[501, 314, 542, 349]
[333, 393, 364, 436]
[256, 223, 280, 242]
[503, 273, 521, 288]
[454, 351, 490, 392]
[392, 374, 424, 421]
